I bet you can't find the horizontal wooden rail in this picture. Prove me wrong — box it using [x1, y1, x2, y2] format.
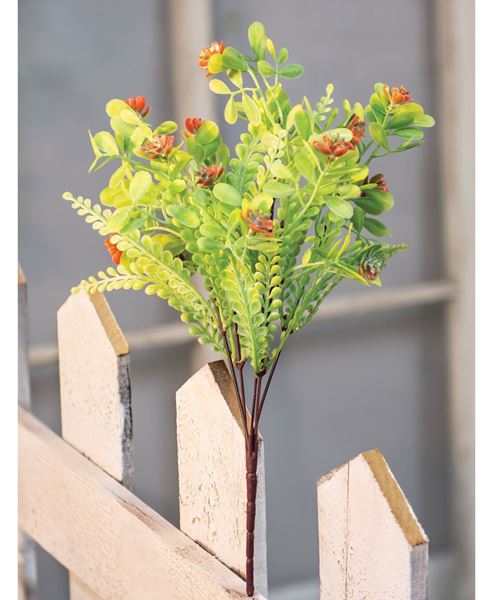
[29, 279, 453, 368]
[19, 407, 267, 600]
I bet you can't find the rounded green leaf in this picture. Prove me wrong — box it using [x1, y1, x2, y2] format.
[221, 47, 248, 71]
[279, 64, 304, 79]
[224, 96, 238, 124]
[258, 60, 276, 77]
[262, 180, 295, 197]
[294, 109, 311, 140]
[120, 109, 142, 125]
[270, 160, 293, 179]
[106, 99, 129, 117]
[93, 131, 119, 155]
[369, 122, 389, 149]
[196, 120, 220, 145]
[356, 189, 394, 215]
[197, 237, 224, 252]
[326, 197, 353, 219]
[364, 217, 391, 237]
[242, 93, 261, 126]
[278, 47, 289, 64]
[155, 120, 178, 134]
[209, 79, 231, 95]
[394, 128, 424, 140]
[213, 182, 242, 206]
[351, 206, 365, 233]
[129, 171, 152, 202]
[167, 205, 200, 228]
[248, 21, 267, 60]
[413, 114, 435, 127]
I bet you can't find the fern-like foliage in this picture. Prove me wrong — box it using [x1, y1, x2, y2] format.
[63, 21, 434, 375]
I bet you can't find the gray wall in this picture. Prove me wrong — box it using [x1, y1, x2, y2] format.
[20, 0, 453, 597]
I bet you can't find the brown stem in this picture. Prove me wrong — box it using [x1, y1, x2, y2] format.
[256, 350, 282, 426]
[215, 306, 248, 434]
[245, 432, 258, 596]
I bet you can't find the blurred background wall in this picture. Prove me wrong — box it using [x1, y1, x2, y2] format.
[19, 0, 474, 598]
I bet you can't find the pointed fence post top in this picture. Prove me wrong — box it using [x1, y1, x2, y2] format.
[57, 291, 133, 487]
[176, 360, 268, 597]
[318, 448, 428, 600]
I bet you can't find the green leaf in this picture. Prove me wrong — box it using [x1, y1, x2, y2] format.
[245, 236, 279, 252]
[326, 197, 354, 219]
[224, 96, 238, 124]
[155, 120, 178, 135]
[351, 206, 365, 233]
[294, 151, 316, 182]
[197, 237, 224, 252]
[393, 128, 424, 140]
[167, 205, 200, 228]
[106, 99, 129, 117]
[129, 171, 152, 202]
[413, 114, 435, 127]
[222, 47, 248, 71]
[279, 64, 304, 79]
[213, 182, 242, 206]
[278, 47, 289, 64]
[100, 186, 132, 208]
[248, 21, 267, 60]
[387, 113, 415, 129]
[294, 109, 311, 140]
[196, 121, 220, 145]
[120, 109, 142, 125]
[93, 131, 119, 155]
[110, 116, 134, 137]
[258, 60, 276, 77]
[242, 93, 261, 126]
[369, 122, 389, 149]
[364, 217, 391, 237]
[262, 180, 295, 197]
[270, 160, 293, 179]
[106, 207, 131, 231]
[209, 79, 231, 95]
[356, 189, 394, 215]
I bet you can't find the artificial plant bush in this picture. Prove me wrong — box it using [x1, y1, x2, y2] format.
[63, 21, 434, 597]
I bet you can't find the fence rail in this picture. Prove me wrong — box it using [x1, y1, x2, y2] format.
[18, 271, 429, 599]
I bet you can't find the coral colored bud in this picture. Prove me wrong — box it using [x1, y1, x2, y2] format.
[384, 85, 412, 106]
[184, 117, 204, 138]
[141, 135, 174, 159]
[198, 41, 225, 77]
[347, 114, 366, 145]
[241, 209, 275, 237]
[313, 135, 354, 158]
[125, 96, 150, 117]
[196, 164, 224, 188]
[104, 236, 123, 265]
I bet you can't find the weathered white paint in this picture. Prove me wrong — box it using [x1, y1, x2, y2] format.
[318, 449, 428, 599]
[57, 292, 133, 487]
[19, 408, 267, 600]
[57, 291, 134, 599]
[176, 361, 268, 597]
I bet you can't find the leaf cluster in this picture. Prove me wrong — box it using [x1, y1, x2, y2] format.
[64, 21, 434, 374]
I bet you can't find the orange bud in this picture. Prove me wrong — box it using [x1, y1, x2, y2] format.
[125, 96, 150, 117]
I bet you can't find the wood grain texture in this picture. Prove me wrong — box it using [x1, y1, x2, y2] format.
[318, 449, 428, 600]
[58, 291, 134, 599]
[19, 408, 267, 600]
[18, 267, 38, 600]
[57, 292, 133, 487]
[176, 361, 268, 597]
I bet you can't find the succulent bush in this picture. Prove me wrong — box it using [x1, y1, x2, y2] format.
[63, 21, 434, 596]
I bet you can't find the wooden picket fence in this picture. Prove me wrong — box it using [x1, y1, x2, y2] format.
[18, 269, 429, 599]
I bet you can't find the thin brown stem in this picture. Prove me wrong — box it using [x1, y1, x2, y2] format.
[215, 306, 248, 434]
[256, 350, 282, 425]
